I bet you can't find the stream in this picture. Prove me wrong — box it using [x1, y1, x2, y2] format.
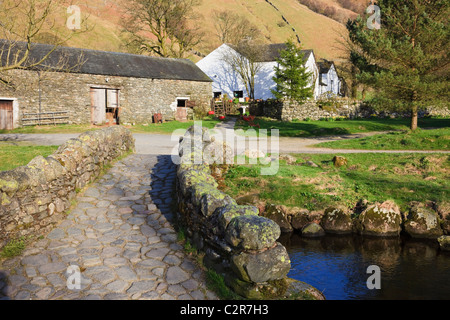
[279, 233, 450, 300]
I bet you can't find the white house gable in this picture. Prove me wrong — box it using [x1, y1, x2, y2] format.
[196, 44, 244, 99]
[318, 60, 341, 97]
[196, 43, 321, 101]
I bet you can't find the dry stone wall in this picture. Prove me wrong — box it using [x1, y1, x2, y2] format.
[175, 125, 294, 299]
[249, 99, 450, 121]
[0, 126, 135, 248]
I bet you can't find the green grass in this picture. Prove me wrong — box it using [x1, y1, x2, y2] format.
[222, 153, 450, 212]
[0, 237, 27, 258]
[130, 118, 220, 134]
[234, 117, 450, 138]
[0, 119, 220, 135]
[314, 127, 450, 151]
[0, 143, 59, 171]
[205, 269, 240, 300]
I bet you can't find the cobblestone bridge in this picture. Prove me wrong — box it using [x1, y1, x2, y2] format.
[0, 154, 218, 300]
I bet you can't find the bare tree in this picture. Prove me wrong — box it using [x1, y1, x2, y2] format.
[212, 10, 261, 45]
[0, 0, 89, 87]
[222, 40, 268, 100]
[121, 0, 204, 58]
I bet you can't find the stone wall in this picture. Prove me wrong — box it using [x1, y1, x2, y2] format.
[175, 125, 323, 299]
[0, 69, 212, 127]
[0, 126, 135, 248]
[249, 99, 450, 121]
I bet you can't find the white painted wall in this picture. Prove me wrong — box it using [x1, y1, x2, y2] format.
[196, 44, 320, 101]
[304, 53, 320, 100]
[319, 64, 341, 97]
[196, 44, 244, 99]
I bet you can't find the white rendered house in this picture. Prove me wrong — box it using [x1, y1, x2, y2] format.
[196, 43, 320, 101]
[317, 59, 342, 98]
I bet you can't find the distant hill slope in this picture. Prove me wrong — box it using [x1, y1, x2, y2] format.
[297, 0, 370, 24]
[31, 0, 350, 63]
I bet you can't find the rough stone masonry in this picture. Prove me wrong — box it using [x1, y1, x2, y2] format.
[0, 126, 135, 248]
[175, 125, 323, 299]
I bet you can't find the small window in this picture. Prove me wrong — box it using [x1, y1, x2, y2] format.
[177, 99, 187, 107]
[233, 91, 244, 98]
[213, 92, 222, 99]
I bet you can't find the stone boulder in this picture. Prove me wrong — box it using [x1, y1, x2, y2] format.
[288, 207, 311, 231]
[213, 204, 259, 232]
[435, 202, 450, 235]
[437, 236, 450, 251]
[230, 243, 291, 283]
[404, 203, 443, 239]
[301, 223, 325, 237]
[225, 215, 281, 251]
[321, 206, 353, 234]
[279, 154, 297, 165]
[332, 156, 348, 168]
[203, 140, 234, 165]
[355, 200, 403, 237]
[303, 161, 319, 168]
[262, 204, 293, 233]
[236, 193, 266, 214]
[243, 149, 266, 159]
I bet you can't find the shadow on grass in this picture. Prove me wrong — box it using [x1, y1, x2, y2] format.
[237, 117, 450, 138]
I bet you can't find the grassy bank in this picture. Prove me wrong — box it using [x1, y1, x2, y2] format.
[221, 153, 449, 212]
[0, 143, 59, 171]
[130, 118, 220, 134]
[235, 117, 450, 137]
[313, 127, 450, 151]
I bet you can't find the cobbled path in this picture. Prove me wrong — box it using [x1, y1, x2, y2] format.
[0, 154, 218, 300]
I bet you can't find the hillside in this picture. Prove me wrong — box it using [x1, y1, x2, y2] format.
[192, 0, 349, 62]
[297, 0, 370, 24]
[10, 0, 350, 63]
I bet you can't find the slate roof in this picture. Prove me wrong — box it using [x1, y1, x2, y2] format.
[0, 40, 212, 82]
[317, 59, 334, 74]
[229, 43, 313, 63]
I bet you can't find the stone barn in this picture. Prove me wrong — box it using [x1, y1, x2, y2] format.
[0, 40, 213, 129]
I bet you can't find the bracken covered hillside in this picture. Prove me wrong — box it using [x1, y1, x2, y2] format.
[21, 0, 351, 63]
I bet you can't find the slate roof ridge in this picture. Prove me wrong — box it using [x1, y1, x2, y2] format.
[0, 39, 212, 82]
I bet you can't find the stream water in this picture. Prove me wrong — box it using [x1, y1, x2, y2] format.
[279, 233, 450, 300]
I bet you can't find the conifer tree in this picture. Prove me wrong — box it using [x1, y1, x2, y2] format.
[347, 0, 449, 130]
[271, 39, 314, 103]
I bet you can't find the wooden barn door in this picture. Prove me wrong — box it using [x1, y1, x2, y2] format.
[90, 88, 106, 125]
[176, 99, 187, 122]
[0, 100, 13, 130]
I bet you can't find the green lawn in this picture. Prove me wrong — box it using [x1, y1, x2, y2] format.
[131, 118, 220, 134]
[0, 119, 220, 135]
[235, 117, 450, 137]
[0, 143, 59, 171]
[314, 127, 450, 151]
[222, 153, 450, 212]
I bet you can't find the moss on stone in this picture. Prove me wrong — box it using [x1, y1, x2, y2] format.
[1, 192, 11, 205]
[225, 215, 280, 250]
[356, 201, 402, 236]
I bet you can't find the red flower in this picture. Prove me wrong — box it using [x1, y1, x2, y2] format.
[208, 111, 215, 115]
